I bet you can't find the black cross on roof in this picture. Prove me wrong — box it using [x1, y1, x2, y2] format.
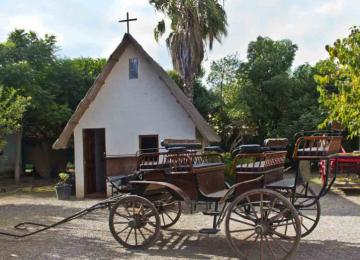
[119, 12, 137, 34]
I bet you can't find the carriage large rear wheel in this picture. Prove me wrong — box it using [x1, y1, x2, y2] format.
[225, 189, 301, 260]
[109, 195, 161, 249]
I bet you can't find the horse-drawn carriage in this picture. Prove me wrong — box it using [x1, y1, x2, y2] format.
[0, 132, 345, 259]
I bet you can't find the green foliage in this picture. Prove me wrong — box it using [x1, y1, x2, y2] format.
[0, 86, 30, 149]
[222, 152, 235, 184]
[0, 29, 105, 142]
[315, 26, 360, 138]
[206, 36, 323, 150]
[207, 54, 250, 149]
[237, 37, 323, 142]
[57, 172, 70, 185]
[150, 0, 227, 100]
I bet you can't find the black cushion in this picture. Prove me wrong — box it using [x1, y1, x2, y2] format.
[204, 146, 223, 153]
[239, 144, 261, 153]
[266, 178, 295, 189]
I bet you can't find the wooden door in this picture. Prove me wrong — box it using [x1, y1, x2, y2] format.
[83, 129, 96, 194]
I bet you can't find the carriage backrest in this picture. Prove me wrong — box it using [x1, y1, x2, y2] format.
[293, 135, 343, 160]
[264, 138, 289, 151]
[233, 151, 287, 173]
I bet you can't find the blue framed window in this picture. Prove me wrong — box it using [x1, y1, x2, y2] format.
[129, 57, 139, 79]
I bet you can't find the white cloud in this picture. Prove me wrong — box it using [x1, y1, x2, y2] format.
[101, 0, 171, 68]
[315, 0, 344, 16]
[0, 14, 64, 43]
[0, 0, 359, 73]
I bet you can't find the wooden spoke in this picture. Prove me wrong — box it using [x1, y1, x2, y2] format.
[260, 235, 264, 260]
[155, 193, 181, 229]
[246, 196, 259, 220]
[116, 225, 129, 235]
[142, 225, 155, 234]
[113, 221, 129, 225]
[229, 217, 255, 227]
[269, 208, 289, 223]
[125, 227, 133, 243]
[164, 211, 174, 222]
[134, 228, 138, 246]
[299, 214, 316, 222]
[109, 195, 160, 249]
[137, 227, 146, 241]
[229, 228, 255, 233]
[115, 212, 130, 219]
[268, 235, 289, 253]
[265, 235, 277, 260]
[225, 189, 301, 259]
[301, 222, 309, 231]
[283, 185, 321, 237]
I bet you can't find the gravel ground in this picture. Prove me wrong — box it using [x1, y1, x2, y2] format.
[0, 184, 359, 260]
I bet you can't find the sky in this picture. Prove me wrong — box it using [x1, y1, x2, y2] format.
[0, 0, 360, 72]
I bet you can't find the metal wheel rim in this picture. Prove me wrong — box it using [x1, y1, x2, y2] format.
[225, 189, 301, 260]
[109, 195, 161, 249]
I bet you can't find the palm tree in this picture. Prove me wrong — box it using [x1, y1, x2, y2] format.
[150, 0, 228, 101]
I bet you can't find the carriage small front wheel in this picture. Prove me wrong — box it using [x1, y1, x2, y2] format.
[225, 189, 301, 260]
[155, 191, 182, 229]
[109, 195, 161, 249]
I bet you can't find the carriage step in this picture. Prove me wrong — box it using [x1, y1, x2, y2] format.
[199, 228, 221, 234]
[202, 211, 220, 216]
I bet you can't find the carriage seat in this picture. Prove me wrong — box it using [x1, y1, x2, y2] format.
[193, 162, 224, 169]
[297, 147, 327, 156]
[201, 189, 228, 199]
[265, 178, 295, 190]
[236, 161, 266, 172]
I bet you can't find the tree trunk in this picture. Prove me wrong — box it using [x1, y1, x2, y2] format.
[184, 77, 194, 102]
[14, 130, 22, 184]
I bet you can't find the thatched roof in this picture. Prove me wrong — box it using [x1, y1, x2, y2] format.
[52, 33, 220, 149]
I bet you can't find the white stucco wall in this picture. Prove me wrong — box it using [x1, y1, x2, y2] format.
[73, 44, 196, 198]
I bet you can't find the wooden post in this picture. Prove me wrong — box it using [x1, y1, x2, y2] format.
[14, 130, 22, 184]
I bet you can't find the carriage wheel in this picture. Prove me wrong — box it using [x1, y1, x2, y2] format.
[291, 185, 321, 237]
[225, 189, 301, 260]
[155, 191, 182, 229]
[109, 195, 161, 249]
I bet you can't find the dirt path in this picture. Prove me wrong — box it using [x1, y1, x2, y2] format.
[0, 187, 359, 259]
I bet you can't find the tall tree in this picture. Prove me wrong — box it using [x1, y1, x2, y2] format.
[315, 26, 360, 138]
[0, 86, 29, 150]
[0, 86, 30, 182]
[150, 0, 227, 101]
[0, 29, 105, 177]
[207, 54, 244, 148]
[239, 36, 298, 141]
